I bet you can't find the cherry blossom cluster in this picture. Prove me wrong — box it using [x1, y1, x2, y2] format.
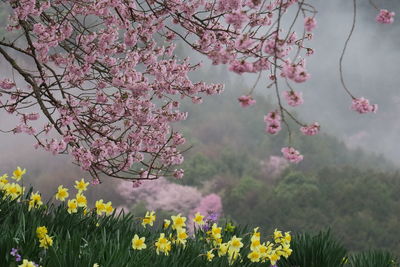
[281, 147, 303, 164]
[281, 60, 310, 84]
[351, 97, 378, 114]
[264, 110, 282, 135]
[0, 0, 395, 180]
[238, 95, 256, 108]
[376, 9, 395, 24]
[304, 17, 317, 32]
[300, 122, 320, 136]
[284, 90, 304, 107]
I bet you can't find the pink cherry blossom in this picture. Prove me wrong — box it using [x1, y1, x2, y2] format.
[263, 36, 292, 58]
[13, 124, 36, 135]
[172, 133, 186, 146]
[217, 0, 243, 12]
[300, 122, 320, 136]
[235, 35, 255, 50]
[43, 139, 67, 155]
[229, 60, 254, 74]
[238, 95, 256, 107]
[264, 110, 281, 123]
[264, 110, 282, 135]
[306, 48, 315, 56]
[351, 97, 378, 114]
[376, 9, 395, 24]
[281, 147, 304, 164]
[281, 60, 311, 83]
[225, 11, 249, 30]
[23, 113, 40, 121]
[118, 177, 203, 214]
[304, 17, 317, 32]
[0, 79, 16, 90]
[252, 58, 271, 72]
[173, 169, 184, 179]
[245, 0, 262, 9]
[284, 90, 304, 107]
[266, 121, 282, 135]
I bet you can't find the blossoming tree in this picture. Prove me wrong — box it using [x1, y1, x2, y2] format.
[0, 0, 395, 183]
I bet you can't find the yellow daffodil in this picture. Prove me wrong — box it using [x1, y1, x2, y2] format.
[206, 250, 215, 262]
[218, 243, 229, 257]
[163, 219, 171, 229]
[93, 264, 100, 267]
[248, 250, 261, 262]
[269, 252, 280, 266]
[74, 178, 89, 192]
[213, 238, 223, 247]
[39, 234, 53, 249]
[281, 243, 293, 258]
[0, 174, 8, 190]
[176, 228, 188, 246]
[193, 212, 205, 225]
[95, 199, 106, 215]
[228, 235, 243, 253]
[226, 235, 243, 264]
[131, 234, 146, 250]
[258, 244, 269, 261]
[274, 229, 283, 243]
[18, 259, 36, 267]
[284, 231, 291, 243]
[275, 245, 284, 257]
[3, 183, 24, 200]
[211, 223, 222, 239]
[250, 239, 261, 251]
[251, 227, 261, 241]
[142, 211, 156, 228]
[28, 192, 43, 211]
[55, 185, 69, 201]
[171, 214, 186, 230]
[67, 199, 78, 214]
[75, 193, 87, 208]
[155, 233, 171, 255]
[104, 201, 114, 215]
[36, 226, 48, 239]
[12, 167, 26, 181]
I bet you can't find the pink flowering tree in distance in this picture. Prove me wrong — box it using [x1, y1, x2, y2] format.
[0, 0, 395, 183]
[118, 177, 203, 214]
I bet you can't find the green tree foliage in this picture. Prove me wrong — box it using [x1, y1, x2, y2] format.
[223, 167, 400, 256]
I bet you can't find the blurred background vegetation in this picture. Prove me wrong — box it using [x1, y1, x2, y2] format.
[173, 71, 400, 255]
